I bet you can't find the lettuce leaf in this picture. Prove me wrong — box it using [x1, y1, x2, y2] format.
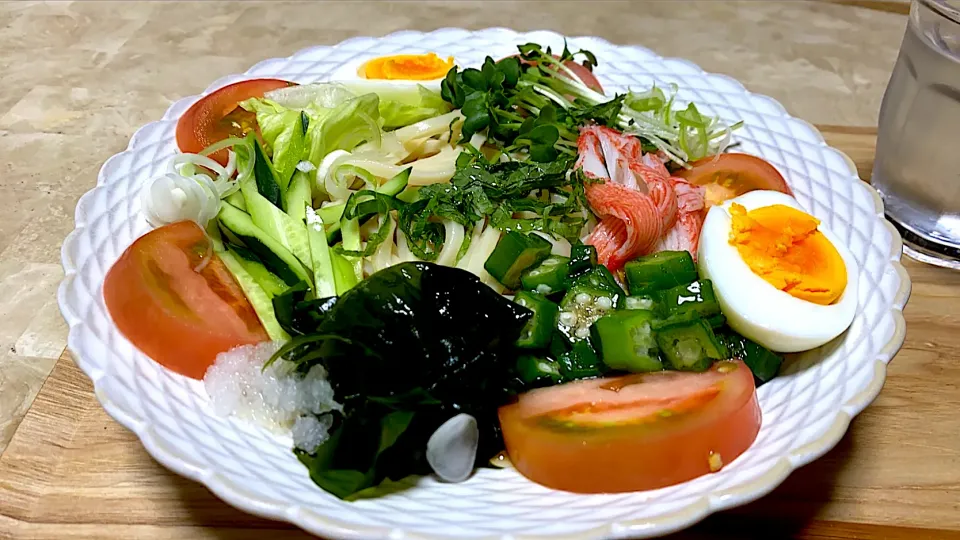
[264, 82, 356, 111]
[339, 82, 452, 130]
[240, 98, 306, 191]
[306, 93, 382, 166]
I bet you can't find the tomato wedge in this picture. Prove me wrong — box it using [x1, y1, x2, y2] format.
[176, 78, 294, 165]
[499, 360, 761, 493]
[104, 221, 268, 379]
[676, 153, 793, 207]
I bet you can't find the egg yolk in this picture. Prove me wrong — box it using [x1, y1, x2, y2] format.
[360, 53, 454, 81]
[728, 203, 847, 305]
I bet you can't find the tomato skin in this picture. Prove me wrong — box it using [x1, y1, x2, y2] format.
[676, 153, 793, 207]
[498, 361, 761, 494]
[175, 78, 294, 165]
[104, 221, 268, 379]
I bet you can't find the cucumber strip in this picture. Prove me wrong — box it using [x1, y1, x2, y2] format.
[396, 186, 420, 203]
[218, 249, 290, 341]
[217, 203, 312, 286]
[332, 252, 359, 294]
[317, 203, 346, 226]
[314, 169, 408, 245]
[251, 134, 283, 207]
[225, 191, 247, 212]
[241, 177, 313, 271]
[378, 167, 411, 196]
[325, 222, 343, 244]
[305, 207, 337, 298]
[340, 216, 364, 284]
[284, 169, 313, 223]
[231, 246, 290, 298]
[314, 203, 345, 243]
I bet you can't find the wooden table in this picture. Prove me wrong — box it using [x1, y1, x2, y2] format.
[1, 127, 959, 540]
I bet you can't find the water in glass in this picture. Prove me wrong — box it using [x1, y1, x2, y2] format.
[873, 0, 960, 268]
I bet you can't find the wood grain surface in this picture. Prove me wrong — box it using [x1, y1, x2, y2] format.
[1, 127, 958, 539]
[824, 0, 911, 15]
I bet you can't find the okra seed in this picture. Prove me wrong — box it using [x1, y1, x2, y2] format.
[575, 292, 592, 305]
[574, 326, 590, 339]
[595, 296, 613, 310]
[559, 311, 578, 326]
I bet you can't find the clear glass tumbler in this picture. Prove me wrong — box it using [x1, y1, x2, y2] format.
[873, 0, 960, 268]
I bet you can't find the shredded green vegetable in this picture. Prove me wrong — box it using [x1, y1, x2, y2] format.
[440, 42, 741, 166]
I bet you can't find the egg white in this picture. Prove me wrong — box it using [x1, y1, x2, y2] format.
[698, 190, 859, 353]
[328, 56, 451, 94]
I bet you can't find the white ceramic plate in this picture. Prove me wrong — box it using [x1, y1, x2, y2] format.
[58, 29, 911, 539]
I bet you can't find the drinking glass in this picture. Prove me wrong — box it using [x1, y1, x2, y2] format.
[873, 0, 960, 268]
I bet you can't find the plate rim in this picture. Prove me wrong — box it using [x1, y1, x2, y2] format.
[57, 27, 912, 539]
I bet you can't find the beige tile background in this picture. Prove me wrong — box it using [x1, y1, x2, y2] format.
[0, 0, 909, 454]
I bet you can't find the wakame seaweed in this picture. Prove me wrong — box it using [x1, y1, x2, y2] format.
[271, 262, 532, 498]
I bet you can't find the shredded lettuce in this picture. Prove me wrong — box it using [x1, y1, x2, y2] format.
[675, 103, 710, 162]
[265, 82, 356, 110]
[239, 98, 306, 190]
[306, 93, 382, 166]
[241, 89, 386, 183]
[339, 82, 452, 130]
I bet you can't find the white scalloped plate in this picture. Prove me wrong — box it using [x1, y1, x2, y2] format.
[58, 29, 910, 539]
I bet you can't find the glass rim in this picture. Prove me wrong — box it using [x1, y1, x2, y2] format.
[919, 0, 960, 25]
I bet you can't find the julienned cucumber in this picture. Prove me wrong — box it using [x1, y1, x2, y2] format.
[332, 252, 359, 294]
[225, 190, 247, 212]
[251, 134, 283, 208]
[339, 216, 363, 284]
[284, 169, 313, 223]
[317, 168, 411, 243]
[218, 249, 289, 341]
[217, 203, 312, 286]
[317, 167, 413, 240]
[378, 168, 411, 196]
[230, 245, 289, 298]
[317, 204, 345, 243]
[396, 186, 420, 203]
[305, 207, 337, 298]
[333, 168, 410, 287]
[240, 177, 312, 272]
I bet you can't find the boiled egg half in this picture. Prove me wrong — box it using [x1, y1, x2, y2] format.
[698, 190, 858, 353]
[329, 52, 455, 94]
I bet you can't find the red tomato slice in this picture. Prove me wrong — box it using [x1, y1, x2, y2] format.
[499, 360, 761, 493]
[508, 54, 604, 94]
[175, 78, 295, 165]
[104, 221, 268, 379]
[676, 153, 793, 207]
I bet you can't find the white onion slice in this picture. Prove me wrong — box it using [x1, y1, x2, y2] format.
[436, 220, 465, 267]
[141, 172, 219, 228]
